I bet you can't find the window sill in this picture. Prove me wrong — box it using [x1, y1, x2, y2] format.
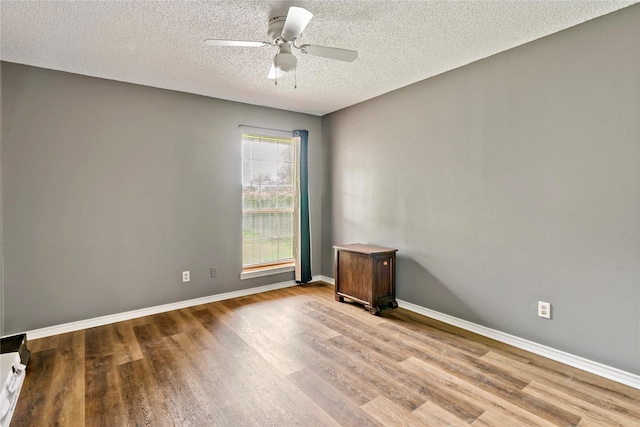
[240, 264, 295, 280]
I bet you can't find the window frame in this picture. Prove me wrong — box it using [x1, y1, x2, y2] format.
[240, 131, 296, 278]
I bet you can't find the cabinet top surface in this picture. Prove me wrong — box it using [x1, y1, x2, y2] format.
[334, 243, 398, 255]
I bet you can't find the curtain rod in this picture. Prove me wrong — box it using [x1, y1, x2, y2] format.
[238, 125, 292, 134]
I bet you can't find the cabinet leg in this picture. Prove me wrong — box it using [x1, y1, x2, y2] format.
[335, 295, 344, 302]
[388, 301, 398, 309]
[366, 305, 380, 315]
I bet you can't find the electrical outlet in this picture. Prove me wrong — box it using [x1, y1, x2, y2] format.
[538, 301, 551, 319]
[182, 271, 190, 282]
[211, 267, 217, 278]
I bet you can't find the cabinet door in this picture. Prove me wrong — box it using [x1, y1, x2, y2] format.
[373, 256, 393, 299]
[337, 251, 372, 303]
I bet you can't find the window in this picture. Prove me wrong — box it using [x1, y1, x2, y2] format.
[242, 133, 295, 272]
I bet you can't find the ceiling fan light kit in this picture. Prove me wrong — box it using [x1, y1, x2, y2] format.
[204, 6, 357, 86]
[274, 53, 297, 73]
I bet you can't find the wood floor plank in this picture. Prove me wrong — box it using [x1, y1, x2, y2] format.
[305, 297, 388, 329]
[328, 333, 486, 422]
[190, 306, 255, 359]
[524, 380, 640, 427]
[111, 320, 145, 365]
[250, 291, 343, 340]
[481, 350, 640, 419]
[215, 301, 307, 376]
[361, 395, 428, 426]
[396, 343, 580, 424]
[10, 283, 639, 426]
[471, 409, 554, 427]
[208, 402, 264, 426]
[411, 401, 472, 426]
[385, 310, 489, 353]
[237, 374, 343, 427]
[290, 329, 382, 406]
[575, 418, 607, 427]
[118, 357, 171, 427]
[302, 304, 415, 363]
[381, 314, 534, 394]
[133, 323, 212, 425]
[85, 325, 128, 427]
[485, 342, 638, 398]
[25, 334, 59, 353]
[298, 304, 350, 340]
[403, 355, 580, 426]
[85, 323, 116, 357]
[294, 328, 429, 412]
[49, 331, 86, 426]
[190, 307, 304, 407]
[179, 308, 225, 353]
[84, 321, 142, 365]
[85, 354, 128, 427]
[164, 332, 235, 411]
[287, 368, 384, 427]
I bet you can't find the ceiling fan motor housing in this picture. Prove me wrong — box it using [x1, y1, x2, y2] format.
[267, 16, 286, 42]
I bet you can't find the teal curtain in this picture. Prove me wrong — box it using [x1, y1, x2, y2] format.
[294, 130, 312, 283]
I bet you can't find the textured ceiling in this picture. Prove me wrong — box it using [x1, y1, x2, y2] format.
[1, 1, 638, 116]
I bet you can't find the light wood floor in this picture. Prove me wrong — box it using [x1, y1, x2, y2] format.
[11, 282, 640, 426]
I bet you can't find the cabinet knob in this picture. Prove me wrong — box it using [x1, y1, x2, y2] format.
[383, 261, 388, 266]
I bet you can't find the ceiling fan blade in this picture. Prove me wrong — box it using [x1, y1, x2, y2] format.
[299, 44, 358, 62]
[267, 63, 277, 79]
[204, 39, 268, 48]
[282, 7, 313, 41]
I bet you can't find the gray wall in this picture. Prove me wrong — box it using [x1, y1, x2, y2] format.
[1, 63, 322, 333]
[322, 5, 640, 374]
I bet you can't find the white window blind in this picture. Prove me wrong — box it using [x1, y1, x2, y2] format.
[241, 133, 295, 269]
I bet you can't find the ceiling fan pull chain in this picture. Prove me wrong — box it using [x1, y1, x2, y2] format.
[275, 55, 278, 85]
[295, 68, 297, 89]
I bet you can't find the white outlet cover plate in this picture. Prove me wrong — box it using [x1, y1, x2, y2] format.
[538, 301, 551, 319]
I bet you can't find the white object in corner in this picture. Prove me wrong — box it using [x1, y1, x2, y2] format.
[0, 353, 26, 427]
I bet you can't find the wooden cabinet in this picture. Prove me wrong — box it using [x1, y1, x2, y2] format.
[334, 244, 398, 315]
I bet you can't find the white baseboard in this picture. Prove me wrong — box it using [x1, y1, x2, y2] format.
[315, 275, 335, 285]
[396, 299, 640, 390]
[16, 279, 302, 341]
[315, 277, 638, 389]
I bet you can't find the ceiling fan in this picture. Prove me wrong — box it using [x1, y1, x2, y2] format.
[203, 6, 358, 83]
